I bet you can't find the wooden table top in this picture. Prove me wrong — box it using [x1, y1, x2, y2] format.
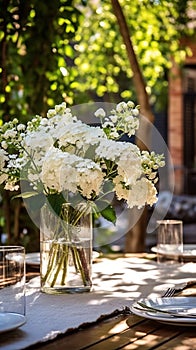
[31, 312, 196, 350]
[26, 254, 196, 350]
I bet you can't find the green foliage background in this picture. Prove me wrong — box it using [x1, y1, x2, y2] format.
[0, 0, 194, 124]
[0, 0, 82, 122]
[73, 0, 193, 109]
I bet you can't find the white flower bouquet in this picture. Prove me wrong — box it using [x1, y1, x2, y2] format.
[0, 101, 164, 210]
[0, 101, 164, 292]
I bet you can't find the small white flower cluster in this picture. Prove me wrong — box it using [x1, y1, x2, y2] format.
[94, 101, 140, 139]
[0, 101, 165, 210]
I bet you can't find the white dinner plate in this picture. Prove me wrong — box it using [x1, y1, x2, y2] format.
[151, 244, 196, 261]
[0, 313, 26, 333]
[131, 297, 196, 326]
[26, 251, 100, 266]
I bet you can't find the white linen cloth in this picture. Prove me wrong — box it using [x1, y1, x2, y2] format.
[1, 256, 196, 350]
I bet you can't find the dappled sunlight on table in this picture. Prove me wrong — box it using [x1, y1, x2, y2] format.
[92, 257, 196, 300]
[26, 257, 196, 302]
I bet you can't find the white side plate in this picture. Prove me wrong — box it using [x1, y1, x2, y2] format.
[0, 313, 26, 333]
[151, 244, 196, 260]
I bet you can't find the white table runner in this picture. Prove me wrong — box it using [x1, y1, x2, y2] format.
[1, 256, 196, 350]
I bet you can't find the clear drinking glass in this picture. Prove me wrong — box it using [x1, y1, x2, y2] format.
[157, 220, 183, 264]
[0, 246, 26, 332]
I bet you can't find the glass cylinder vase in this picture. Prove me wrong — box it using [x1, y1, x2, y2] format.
[40, 202, 92, 294]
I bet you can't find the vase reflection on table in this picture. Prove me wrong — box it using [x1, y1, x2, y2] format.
[40, 202, 92, 294]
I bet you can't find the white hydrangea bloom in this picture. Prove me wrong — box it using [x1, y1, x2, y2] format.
[145, 179, 158, 206]
[58, 121, 105, 156]
[116, 149, 143, 185]
[23, 130, 54, 150]
[95, 138, 125, 161]
[114, 176, 157, 209]
[72, 160, 104, 198]
[41, 147, 104, 198]
[126, 178, 157, 208]
[41, 148, 68, 193]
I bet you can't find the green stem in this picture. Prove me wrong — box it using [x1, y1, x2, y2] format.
[78, 248, 91, 285]
[50, 245, 66, 287]
[73, 246, 87, 286]
[42, 242, 58, 283]
[42, 242, 91, 288]
[61, 244, 69, 285]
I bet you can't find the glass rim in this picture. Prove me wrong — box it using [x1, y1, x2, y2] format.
[157, 219, 183, 224]
[0, 245, 25, 251]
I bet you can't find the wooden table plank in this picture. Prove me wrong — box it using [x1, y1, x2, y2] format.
[82, 320, 161, 350]
[155, 329, 196, 350]
[121, 323, 181, 350]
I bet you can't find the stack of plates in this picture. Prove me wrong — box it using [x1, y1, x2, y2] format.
[131, 297, 196, 326]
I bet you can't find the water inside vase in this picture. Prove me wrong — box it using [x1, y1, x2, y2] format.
[40, 238, 92, 294]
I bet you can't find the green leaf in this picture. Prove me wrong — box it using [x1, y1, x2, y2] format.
[24, 193, 46, 212]
[13, 191, 40, 199]
[94, 199, 111, 211]
[12, 190, 46, 211]
[100, 205, 116, 224]
[47, 193, 65, 216]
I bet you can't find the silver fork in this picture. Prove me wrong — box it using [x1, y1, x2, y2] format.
[162, 287, 176, 297]
[162, 280, 196, 298]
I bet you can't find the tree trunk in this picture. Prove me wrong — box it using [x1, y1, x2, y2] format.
[111, 0, 155, 252]
[111, 0, 154, 123]
[124, 208, 148, 253]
